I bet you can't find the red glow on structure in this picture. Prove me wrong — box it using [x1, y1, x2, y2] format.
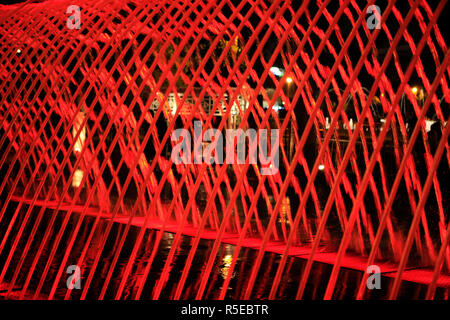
[0, 0, 449, 300]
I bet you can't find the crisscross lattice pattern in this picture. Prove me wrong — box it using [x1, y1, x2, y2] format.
[0, 0, 449, 300]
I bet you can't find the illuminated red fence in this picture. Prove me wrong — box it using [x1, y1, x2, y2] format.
[0, 0, 449, 300]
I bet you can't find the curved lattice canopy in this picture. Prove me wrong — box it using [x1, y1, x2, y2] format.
[0, 0, 449, 300]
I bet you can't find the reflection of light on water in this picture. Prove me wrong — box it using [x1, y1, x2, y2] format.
[220, 254, 235, 279]
[223, 255, 232, 265]
[72, 169, 84, 187]
[161, 232, 174, 248]
[220, 245, 236, 281]
[278, 196, 291, 224]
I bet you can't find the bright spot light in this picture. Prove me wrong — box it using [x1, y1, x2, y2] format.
[73, 111, 86, 153]
[220, 254, 235, 279]
[223, 255, 233, 266]
[72, 169, 84, 187]
[425, 120, 436, 132]
[286, 76, 293, 84]
[270, 66, 284, 77]
[318, 164, 325, 171]
[411, 87, 418, 94]
[16, 49, 21, 54]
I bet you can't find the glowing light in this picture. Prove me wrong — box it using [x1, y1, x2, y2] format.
[16, 49, 21, 54]
[425, 120, 436, 132]
[272, 104, 284, 111]
[73, 111, 86, 153]
[223, 254, 232, 265]
[270, 66, 284, 77]
[411, 86, 418, 94]
[318, 164, 325, 171]
[72, 169, 84, 187]
[220, 254, 235, 279]
[279, 196, 291, 224]
[286, 76, 293, 84]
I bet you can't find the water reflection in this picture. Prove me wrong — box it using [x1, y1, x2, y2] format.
[0, 209, 448, 300]
[220, 254, 235, 280]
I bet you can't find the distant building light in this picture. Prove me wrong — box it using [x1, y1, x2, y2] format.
[272, 104, 284, 111]
[286, 76, 293, 84]
[318, 164, 325, 171]
[73, 111, 86, 153]
[411, 86, 418, 94]
[425, 120, 436, 132]
[270, 66, 285, 77]
[72, 169, 84, 187]
[16, 49, 21, 54]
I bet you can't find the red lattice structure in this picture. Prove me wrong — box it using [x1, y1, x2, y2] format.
[0, 0, 449, 300]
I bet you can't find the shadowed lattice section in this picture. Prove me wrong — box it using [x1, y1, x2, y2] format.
[0, 0, 449, 299]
